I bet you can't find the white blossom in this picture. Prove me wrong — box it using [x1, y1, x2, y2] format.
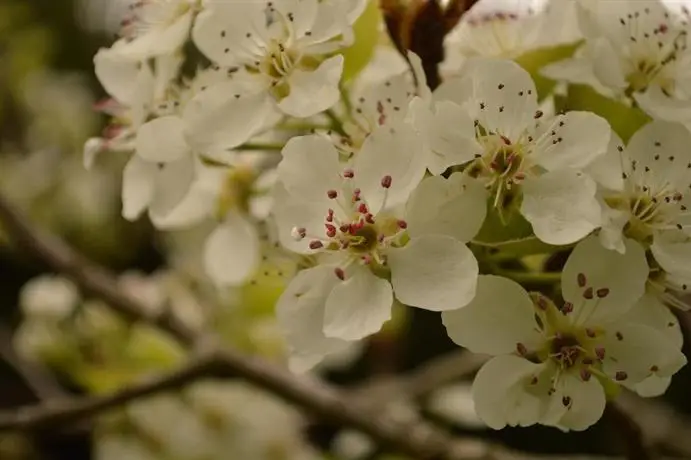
[443, 236, 686, 431]
[443, 0, 581, 76]
[189, 0, 360, 146]
[274, 126, 481, 370]
[117, 0, 198, 59]
[593, 120, 691, 309]
[543, 0, 691, 126]
[425, 58, 611, 244]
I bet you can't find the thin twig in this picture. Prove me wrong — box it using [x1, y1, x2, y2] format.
[0, 189, 674, 460]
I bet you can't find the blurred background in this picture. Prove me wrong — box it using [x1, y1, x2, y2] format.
[1, 1, 691, 459]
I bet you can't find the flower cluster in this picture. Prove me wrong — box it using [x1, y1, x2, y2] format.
[85, 0, 691, 432]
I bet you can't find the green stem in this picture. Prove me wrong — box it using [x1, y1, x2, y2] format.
[493, 270, 562, 285]
[237, 142, 286, 151]
[325, 109, 348, 136]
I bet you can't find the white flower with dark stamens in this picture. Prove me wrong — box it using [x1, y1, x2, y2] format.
[273, 126, 480, 364]
[426, 58, 610, 244]
[117, 0, 198, 59]
[443, 236, 687, 431]
[543, 0, 691, 124]
[85, 44, 182, 167]
[121, 63, 272, 222]
[150, 154, 275, 286]
[344, 52, 429, 150]
[189, 0, 357, 144]
[593, 120, 691, 308]
[442, 0, 581, 76]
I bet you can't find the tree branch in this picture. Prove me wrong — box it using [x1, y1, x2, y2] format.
[0, 190, 677, 460]
[0, 192, 497, 459]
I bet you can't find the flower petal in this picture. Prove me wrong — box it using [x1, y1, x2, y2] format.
[122, 155, 156, 220]
[472, 356, 547, 430]
[277, 134, 343, 201]
[406, 173, 487, 242]
[521, 170, 601, 245]
[625, 120, 691, 190]
[354, 119, 427, 214]
[442, 275, 542, 356]
[203, 213, 260, 286]
[278, 55, 344, 118]
[632, 376, 672, 398]
[562, 236, 648, 325]
[135, 116, 190, 163]
[465, 58, 538, 141]
[552, 373, 606, 432]
[532, 111, 611, 171]
[586, 132, 625, 191]
[602, 323, 687, 383]
[652, 235, 691, 285]
[276, 266, 351, 371]
[150, 164, 224, 229]
[191, 1, 269, 66]
[422, 100, 483, 174]
[148, 155, 197, 221]
[389, 235, 478, 311]
[323, 269, 393, 340]
[184, 80, 274, 153]
[117, 12, 193, 59]
[94, 45, 152, 105]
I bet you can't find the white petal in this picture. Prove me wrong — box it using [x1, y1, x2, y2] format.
[625, 120, 691, 190]
[117, 12, 192, 59]
[94, 45, 150, 104]
[532, 111, 611, 171]
[323, 269, 393, 341]
[472, 356, 546, 430]
[272, 184, 332, 254]
[586, 132, 625, 191]
[598, 205, 629, 253]
[589, 39, 628, 91]
[541, 56, 603, 90]
[632, 375, 672, 398]
[279, 55, 344, 118]
[148, 155, 197, 221]
[622, 293, 683, 349]
[562, 236, 648, 325]
[276, 266, 351, 372]
[634, 86, 691, 123]
[442, 275, 542, 356]
[406, 174, 487, 242]
[191, 1, 269, 66]
[466, 58, 538, 141]
[354, 119, 427, 214]
[389, 235, 478, 311]
[602, 323, 687, 383]
[521, 171, 601, 245]
[423, 100, 483, 174]
[122, 155, 156, 220]
[553, 373, 606, 432]
[184, 80, 274, 153]
[150, 164, 224, 229]
[203, 213, 260, 286]
[135, 116, 190, 163]
[277, 134, 343, 200]
[651, 237, 691, 285]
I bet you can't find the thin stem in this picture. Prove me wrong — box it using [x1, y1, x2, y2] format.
[237, 142, 286, 151]
[325, 109, 349, 137]
[493, 270, 562, 285]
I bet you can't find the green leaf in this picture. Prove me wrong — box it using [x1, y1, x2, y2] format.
[515, 42, 581, 101]
[341, 0, 382, 82]
[561, 84, 651, 142]
[473, 203, 558, 257]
